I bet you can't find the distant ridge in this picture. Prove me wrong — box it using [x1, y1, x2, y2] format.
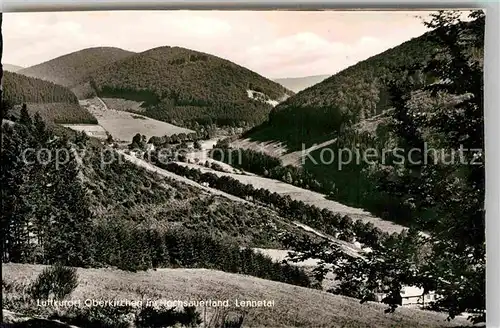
[273, 74, 331, 93]
[3, 64, 24, 72]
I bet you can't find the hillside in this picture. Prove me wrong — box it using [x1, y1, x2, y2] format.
[3, 71, 79, 105]
[2, 71, 97, 124]
[85, 46, 293, 128]
[18, 47, 135, 88]
[3, 64, 24, 72]
[273, 74, 331, 93]
[2, 263, 468, 328]
[246, 31, 438, 150]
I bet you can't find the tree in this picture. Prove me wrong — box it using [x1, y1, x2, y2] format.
[285, 10, 486, 324]
[106, 131, 114, 144]
[130, 133, 146, 149]
[19, 104, 32, 127]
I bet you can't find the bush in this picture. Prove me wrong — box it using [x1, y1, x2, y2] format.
[50, 305, 134, 328]
[29, 264, 79, 301]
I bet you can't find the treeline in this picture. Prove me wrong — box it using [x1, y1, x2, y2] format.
[150, 159, 387, 249]
[1, 109, 311, 289]
[147, 131, 210, 147]
[1, 108, 94, 266]
[210, 142, 281, 176]
[91, 220, 311, 287]
[3, 71, 79, 105]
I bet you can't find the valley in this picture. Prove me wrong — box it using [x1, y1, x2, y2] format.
[1, 9, 485, 328]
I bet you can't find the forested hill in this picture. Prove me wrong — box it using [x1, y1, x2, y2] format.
[3, 71, 79, 104]
[85, 46, 293, 127]
[18, 47, 135, 88]
[2, 71, 97, 124]
[247, 30, 439, 150]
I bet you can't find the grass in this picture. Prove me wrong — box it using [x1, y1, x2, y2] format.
[2, 263, 469, 328]
[80, 97, 194, 142]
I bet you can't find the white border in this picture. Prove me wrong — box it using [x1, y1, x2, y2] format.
[0, 0, 485, 12]
[1, 1, 499, 326]
[484, 3, 500, 328]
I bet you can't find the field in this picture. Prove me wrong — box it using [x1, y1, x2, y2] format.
[79, 97, 194, 143]
[2, 263, 468, 328]
[174, 161, 405, 234]
[61, 124, 108, 139]
[230, 137, 338, 167]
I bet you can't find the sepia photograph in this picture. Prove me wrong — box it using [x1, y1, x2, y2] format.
[0, 7, 486, 328]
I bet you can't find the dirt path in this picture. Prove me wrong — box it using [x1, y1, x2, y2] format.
[117, 150, 248, 204]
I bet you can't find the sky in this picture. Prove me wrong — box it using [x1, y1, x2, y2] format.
[2, 10, 465, 79]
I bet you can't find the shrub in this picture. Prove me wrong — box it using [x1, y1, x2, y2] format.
[29, 264, 79, 301]
[49, 305, 134, 328]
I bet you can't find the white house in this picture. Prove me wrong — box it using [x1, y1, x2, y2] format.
[376, 286, 440, 307]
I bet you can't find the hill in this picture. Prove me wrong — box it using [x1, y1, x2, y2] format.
[246, 31, 439, 150]
[18, 47, 135, 89]
[3, 64, 24, 72]
[273, 74, 331, 93]
[233, 16, 484, 230]
[85, 46, 293, 128]
[2, 71, 97, 124]
[3, 71, 79, 105]
[2, 263, 468, 328]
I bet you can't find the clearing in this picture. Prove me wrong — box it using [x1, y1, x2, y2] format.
[2, 263, 468, 328]
[230, 137, 338, 167]
[78, 97, 194, 143]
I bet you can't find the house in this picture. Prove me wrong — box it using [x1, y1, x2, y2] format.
[375, 285, 440, 307]
[145, 143, 155, 152]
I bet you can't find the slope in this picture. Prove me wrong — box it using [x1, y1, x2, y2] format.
[85, 46, 293, 128]
[2, 71, 97, 124]
[273, 74, 331, 93]
[18, 47, 135, 90]
[246, 30, 438, 151]
[2, 263, 469, 328]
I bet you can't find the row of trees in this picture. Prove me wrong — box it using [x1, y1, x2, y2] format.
[151, 159, 387, 250]
[90, 219, 311, 287]
[147, 131, 209, 147]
